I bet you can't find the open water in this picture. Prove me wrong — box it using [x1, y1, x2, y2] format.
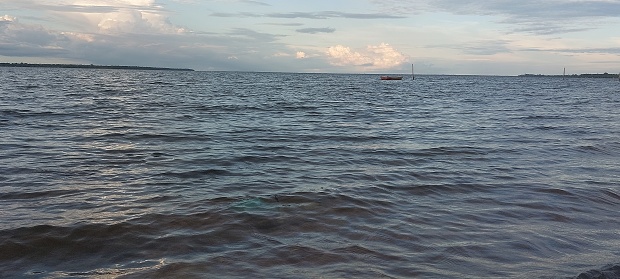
[1, 68, 619, 278]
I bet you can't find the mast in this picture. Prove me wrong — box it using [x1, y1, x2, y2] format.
[412, 64, 415, 80]
[563, 67, 566, 79]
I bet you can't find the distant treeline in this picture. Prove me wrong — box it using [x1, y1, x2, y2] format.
[0, 62, 194, 71]
[520, 72, 619, 78]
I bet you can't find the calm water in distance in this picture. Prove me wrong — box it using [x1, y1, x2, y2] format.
[1, 68, 619, 278]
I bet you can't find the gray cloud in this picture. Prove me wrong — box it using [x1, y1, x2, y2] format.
[296, 27, 336, 34]
[462, 40, 513, 55]
[371, 0, 620, 35]
[522, 46, 620, 55]
[508, 25, 594, 35]
[373, 0, 620, 18]
[228, 28, 285, 42]
[42, 4, 120, 13]
[0, 16, 302, 71]
[239, 0, 271, 6]
[0, 43, 69, 57]
[1, 1, 125, 14]
[430, 38, 620, 57]
[211, 11, 406, 20]
[0, 18, 71, 57]
[262, 22, 305, 26]
[426, 39, 513, 55]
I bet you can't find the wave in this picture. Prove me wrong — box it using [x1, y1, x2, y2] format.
[574, 264, 620, 279]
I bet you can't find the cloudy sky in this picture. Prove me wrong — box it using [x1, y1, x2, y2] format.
[1, 0, 620, 75]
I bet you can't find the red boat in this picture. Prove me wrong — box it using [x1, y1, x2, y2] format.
[380, 76, 403, 80]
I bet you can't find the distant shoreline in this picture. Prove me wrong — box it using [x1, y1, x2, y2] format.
[0, 62, 194, 71]
[519, 73, 619, 78]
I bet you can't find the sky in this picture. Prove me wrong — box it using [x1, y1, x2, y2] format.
[1, 0, 620, 75]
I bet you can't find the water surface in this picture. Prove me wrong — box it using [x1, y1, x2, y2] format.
[1, 68, 619, 278]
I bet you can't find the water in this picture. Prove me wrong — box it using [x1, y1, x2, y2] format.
[1, 68, 619, 278]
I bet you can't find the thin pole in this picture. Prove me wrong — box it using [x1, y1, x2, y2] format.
[412, 64, 415, 80]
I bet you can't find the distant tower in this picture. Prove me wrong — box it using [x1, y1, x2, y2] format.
[563, 67, 566, 78]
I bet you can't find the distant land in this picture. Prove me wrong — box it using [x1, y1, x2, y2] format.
[0, 62, 194, 71]
[519, 72, 619, 78]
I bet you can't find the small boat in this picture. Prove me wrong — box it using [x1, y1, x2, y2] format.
[380, 76, 403, 80]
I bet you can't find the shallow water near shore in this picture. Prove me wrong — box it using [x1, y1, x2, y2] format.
[1, 68, 619, 278]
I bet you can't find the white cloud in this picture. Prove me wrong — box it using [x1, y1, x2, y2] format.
[327, 45, 371, 66]
[296, 51, 306, 59]
[63, 32, 95, 43]
[366, 43, 409, 68]
[326, 43, 407, 70]
[64, 0, 185, 34]
[273, 52, 291, 57]
[1, 15, 18, 23]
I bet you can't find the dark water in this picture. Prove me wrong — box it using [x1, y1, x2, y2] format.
[1, 68, 619, 278]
